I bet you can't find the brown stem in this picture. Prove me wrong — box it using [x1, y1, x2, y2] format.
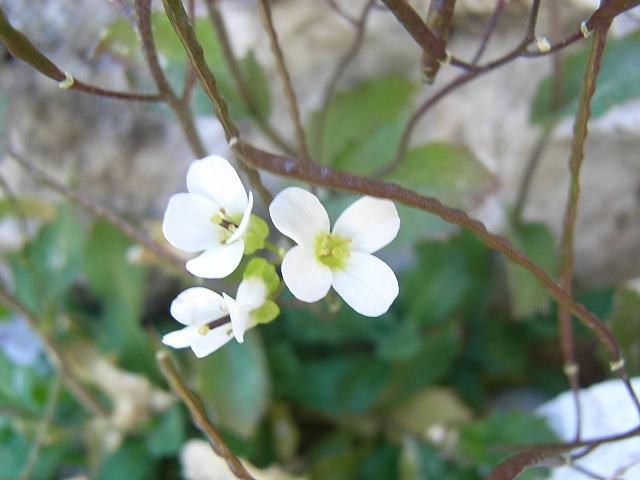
[470, 0, 506, 65]
[4, 143, 187, 273]
[157, 351, 256, 480]
[315, 0, 377, 163]
[161, 0, 272, 206]
[203, 0, 295, 155]
[235, 141, 626, 373]
[135, 0, 206, 158]
[257, 0, 309, 161]
[557, 19, 613, 440]
[511, 124, 554, 225]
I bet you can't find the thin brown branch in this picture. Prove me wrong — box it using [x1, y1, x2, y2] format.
[162, 0, 272, 206]
[135, 0, 206, 158]
[235, 141, 630, 381]
[557, 18, 615, 440]
[3, 143, 187, 273]
[315, 0, 377, 163]
[257, 0, 310, 161]
[157, 351, 256, 480]
[203, 0, 295, 155]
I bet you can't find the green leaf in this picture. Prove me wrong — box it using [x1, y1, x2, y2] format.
[609, 284, 640, 375]
[504, 221, 557, 318]
[279, 353, 392, 415]
[96, 13, 270, 120]
[531, 32, 640, 124]
[387, 143, 496, 206]
[307, 76, 414, 175]
[84, 220, 155, 377]
[196, 329, 271, 438]
[7, 204, 84, 314]
[384, 324, 461, 404]
[96, 439, 154, 480]
[399, 231, 492, 327]
[146, 404, 186, 457]
[457, 410, 556, 470]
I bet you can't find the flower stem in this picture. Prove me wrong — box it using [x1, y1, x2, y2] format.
[156, 351, 255, 480]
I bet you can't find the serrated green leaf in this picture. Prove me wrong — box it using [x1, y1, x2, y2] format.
[307, 76, 414, 175]
[504, 221, 557, 318]
[196, 329, 270, 438]
[387, 143, 496, 207]
[609, 284, 640, 375]
[531, 32, 640, 124]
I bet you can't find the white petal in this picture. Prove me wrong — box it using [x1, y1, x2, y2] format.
[170, 287, 227, 326]
[235, 277, 268, 311]
[185, 240, 244, 279]
[190, 325, 235, 358]
[223, 293, 250, 343]
[162, 326, 199, 349]
[269, 187, 329, 247]
[332, 252, 398, 317]
[226, 191, 253, 244]
[332, 197, 400, 253]
[281, 245, 332, 302]
[186, 156, 248, 217]
[162, 193, 225, 252]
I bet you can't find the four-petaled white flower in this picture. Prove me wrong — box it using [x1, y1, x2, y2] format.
[269, 187, 400, 317]
[162, 155, 253, 279]
[162, 277, 268, 358]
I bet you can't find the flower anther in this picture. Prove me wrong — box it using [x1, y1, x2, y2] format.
[269, 187, 400, 317]
[162, 155, 254, 279]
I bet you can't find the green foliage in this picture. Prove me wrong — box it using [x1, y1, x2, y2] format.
[195, 329, 271, 438]
[7, 204, 84, 315]
[306, 76, 414, 175]
[95, 13, 270, 119]
[609, 284, 640, 375]
[531, 32, 640, 124]
[504, 221, 557, 318]
[84, 220, 156, 378]
[457, 410, 556, 471]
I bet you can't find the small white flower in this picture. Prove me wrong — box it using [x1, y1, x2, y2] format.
[162, 155, 253, 279]
[269, 187, 400, 317]
[162, 278, 268, 358]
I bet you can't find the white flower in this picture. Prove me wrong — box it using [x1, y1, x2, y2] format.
[269, 187, 400, 317]
[162, 155, 253, 279]
[162, 278, 268, 358]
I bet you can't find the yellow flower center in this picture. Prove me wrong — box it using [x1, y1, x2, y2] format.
[211, 208, 239, 243]
[314, 233, 351, 269]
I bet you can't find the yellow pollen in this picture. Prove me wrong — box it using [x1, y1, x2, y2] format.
[332, 247, 343, 257]
[198, 325, 210, 336]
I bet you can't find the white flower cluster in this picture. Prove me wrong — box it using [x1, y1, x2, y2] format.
[162, 155, 400, 357]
